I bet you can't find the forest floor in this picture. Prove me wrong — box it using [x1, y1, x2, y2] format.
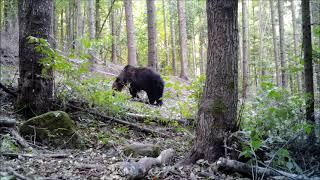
[0, 54, 241, 179]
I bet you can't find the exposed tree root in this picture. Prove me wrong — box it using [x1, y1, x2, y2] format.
[217, 157, 309, 179]
[0, 82, 17, 97]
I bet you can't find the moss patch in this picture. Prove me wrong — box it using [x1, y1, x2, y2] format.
[19, 111, 82, 148]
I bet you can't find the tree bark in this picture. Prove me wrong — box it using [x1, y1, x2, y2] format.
[111, 6, 117, 63]
[185, 0, 238, 163]
[269, 0, 280, 87]
[17, 0, 53, 117]
[124, 0, 137, 66]
[169, 0, 177, 75]
[147, 0, 158, 71]
[259, 0, 265, 77]
[162, 0, 169, 67]
[52, 1, 57, 48]
[88, 0, 95, 39]
[199, 30, 204, 75]
[242, 0, 249, 99]
[278, 0, 287, 88]
[192, 32, 197, 77]
[60, 9, 64, 48]
[177, 0, 188, 80]
[95, 0, 100, 39]
[302, 0, 315, 144]
[75, 0, 83, 51]
[291, 0, 302, 93]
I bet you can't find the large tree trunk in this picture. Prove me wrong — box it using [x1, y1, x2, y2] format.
[116, 6, 124, 61]
[17, 0, 53, 117]
[111, 7, 117, 63]
[291, 0, 302, 93]
[278, 0, 287, 88]
[242, 0, 249, 99]
[124, 0, 137, 66]
[302, 0, 316, 144]
[67, 1, 74, 50]
[147, 0, 158, 71]
[177, 0, 188, 80]
[95, 0, 100, 39]
[162, 0, 169, 67]
[269, 0, 280, 87]
[169, 0, 177, 75]
[185, 0, 238, 164]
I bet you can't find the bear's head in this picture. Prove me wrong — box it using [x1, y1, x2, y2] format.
[112, 65, 136, 91]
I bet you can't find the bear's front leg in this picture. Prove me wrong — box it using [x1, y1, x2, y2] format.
[129, 87, 139, 99]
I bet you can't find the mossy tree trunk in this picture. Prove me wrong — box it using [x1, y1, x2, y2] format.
[185, 0, 238, 164]
[18, 0, 53, 117]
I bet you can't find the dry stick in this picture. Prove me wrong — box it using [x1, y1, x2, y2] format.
[68, 104, 169, 138]
[9, 129, 34, 151]
[97, 0, 116, 38]
[7, 167, 31, 180]
[2, 153, 69, 159]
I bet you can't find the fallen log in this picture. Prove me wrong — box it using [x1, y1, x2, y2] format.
[0, 119, 16, 128]
[121, 148, 175, 179]
[126, 112, 192, 126]
[68, 104, 169, 138]
[217, 158, 309, 179]
[1, 153, 69, 159]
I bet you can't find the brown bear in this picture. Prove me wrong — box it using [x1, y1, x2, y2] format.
[112, 65, 164, 106]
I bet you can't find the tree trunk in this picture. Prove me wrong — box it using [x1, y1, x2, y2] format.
[111, 6, 117, 63]
[185, 0, 238, 164]
[3, 0, 9, 32]
[60, 9, 64, 48]
[302, 0, 316, 144]
[192, 32, 197, 77]
[75, 0, 83, 51]
[52, 1, 57, 48]
[162, 0, 169, 67]
[199, 30, 204, 75]
[242, 0, 249, 99]
[17, 0, 54, 117]
[124, 0, 137, 66]
[95, 0, 100, 39]
[67, 1, 74, 50]
[147, 0, 158, 71]
[278, 0, 287, 88]
[169, 0, 177, 75]
[88, 0, 95, 39]
[177, 0, 188, 80]
[269, 0, 280, 87]
[291, 0, 302, 93]
[117, 6, 124, 61]
[259, 0, 265, 77]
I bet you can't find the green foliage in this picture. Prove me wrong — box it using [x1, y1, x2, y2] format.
[240, 82, 312, 173]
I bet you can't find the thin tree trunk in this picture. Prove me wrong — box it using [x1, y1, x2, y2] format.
[278, 0, 287, 88]
[192, 32, 197, 77]
[75, 0, 83, 51]
[67, 1, 73, 50]
[60, 9, 64, 48]
[111, 7, 117, 63]
[302, 0, 315, 144]
[17, 0, 53, 117]
[177, 0, 188, 80]
[95, 0, 100, 39]
[185, 0, 238, 164]
[259, 0, 265, 77]
[169, 0, 176, 75]
[199, 30, 204, 75]
[269, 0, 280, 87]
[291, 0, 302, 93]
[3, 0, 8, 32]
[242, 0, 249, 99]
[117, 6, 124, 61]
[147, 0, 158, 71]
[124, 0, 137, 66]
[88, 0, 95, 71]
[52, 1, 57, 48]
[162, 0, 169, 67]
